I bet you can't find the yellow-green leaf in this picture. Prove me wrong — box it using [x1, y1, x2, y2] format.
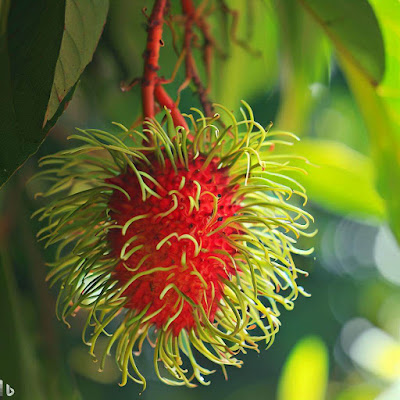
[265, 138, 385, 219]
[340, 57, 399, 241]
[297, 0, 400, 243]
[277, 336, 329, 400]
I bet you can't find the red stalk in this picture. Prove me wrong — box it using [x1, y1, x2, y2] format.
[155, 85, 189, 130]
[181, 0, 214, 117]
[181, 0, 196, 15]
[142, 0, 188, 136]
[141, 0, 167, 124]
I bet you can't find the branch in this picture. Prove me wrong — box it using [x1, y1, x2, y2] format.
[155, 85, 189, 130]
[140, 0, 189, 141]
[181, 0, 214, 118]
[141, 0, 167, 124]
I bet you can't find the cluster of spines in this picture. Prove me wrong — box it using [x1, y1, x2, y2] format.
[33, 101, 314, 389]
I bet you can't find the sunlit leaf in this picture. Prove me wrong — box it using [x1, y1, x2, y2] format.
[267, 138, 385, 219]
[336, 384, 381, 400]
[298, 0, 400, 242]
[366, 0, 400, 242]
[277, 336, 329, 400]
[349, 326, 400, 381]
[340, 58, 400, 242]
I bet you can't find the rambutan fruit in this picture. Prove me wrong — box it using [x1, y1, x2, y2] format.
[34, 102, 314, 389]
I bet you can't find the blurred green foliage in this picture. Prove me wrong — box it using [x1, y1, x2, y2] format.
[298, 0, 400, 241]
[277, 336, 329, 400]
[1, 0, 400, 399]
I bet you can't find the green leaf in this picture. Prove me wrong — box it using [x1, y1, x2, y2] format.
[274, 0, 331, 134]
[107, 0, 148, 81]
[278, 139, 385, 219]
[340, 57, 400, 242]
[336, 385, 381, 400]
[0, 0, 65, 188]
[339, 0, 400, 243]
[212, 0, 279, 109]
[297, 0, 400, 243]
[277, 336, 329, 400]
[0, 250, 45, 399]
[371, 0, 400, 129]
[297, 0, 385, 85]
[44, 0, 109, 127]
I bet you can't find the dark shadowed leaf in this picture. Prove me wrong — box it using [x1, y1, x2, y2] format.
[0, 0, 65, 188]
[0, 251, 44, 399]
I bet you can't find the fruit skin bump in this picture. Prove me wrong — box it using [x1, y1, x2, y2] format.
[107, 154, 241, 336]
[34, 102, 314, 389]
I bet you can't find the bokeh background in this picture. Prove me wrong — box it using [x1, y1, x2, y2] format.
[1, 1, 400, 399]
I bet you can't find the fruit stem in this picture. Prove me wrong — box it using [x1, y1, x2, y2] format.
[142, 0, 188, 138]
[155, 85, 189, 130]
[142, 0, 166, 129]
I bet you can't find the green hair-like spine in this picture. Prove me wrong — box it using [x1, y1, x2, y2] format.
[33, 101, 314, 389]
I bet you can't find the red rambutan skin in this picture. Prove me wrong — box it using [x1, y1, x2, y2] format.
[107, 155, 242, 335]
